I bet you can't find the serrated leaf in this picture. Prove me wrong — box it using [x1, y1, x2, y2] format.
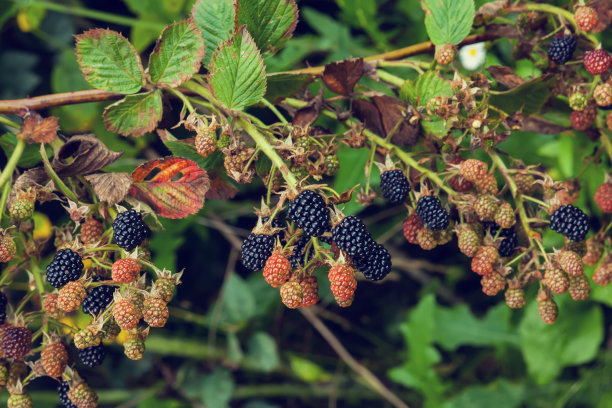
[209, 26, 266, 111]
[264, 73, 313, 104]
[103, 91, 163, 137]
[75, 29, 144, 93]
[235, 0, 297, 54]
[421, 0, 475, 46]
[129, 156, 210, 218]
[218, 274, 256, 323]
[246, 332, 280, 373]
[400, 72, 452, 107]
[148, 19, 205, 88]
[191, 0, 235, 67]
[489, 75, 556, 115]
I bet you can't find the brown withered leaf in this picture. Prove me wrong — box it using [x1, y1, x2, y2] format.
[353, 98, 385, 136]
[474, 0, 511, 26]
[591, 0, 612, 33]
[372, 95, 418, 146]
[485, 24, 519, 39]
[487, 66, 525, 88]
[322, 58, 364, 96]
[206, 172, 238, 200]
[18, 112, 58, 144]
[84, 173, 132, 206]
[328, 185, 359, 205]
[522, 116, 569, 134]
[52, 134, 123, 177]
[292, 88, 323, 128]
[12, 167, 58, 203]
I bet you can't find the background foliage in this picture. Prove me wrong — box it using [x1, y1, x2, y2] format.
[1, 0, 612, 407]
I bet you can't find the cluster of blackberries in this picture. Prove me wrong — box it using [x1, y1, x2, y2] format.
[46, 249, 84, 288]
[547, 35, 577, 65]
[112, 210, 150, 251]
[416, 195, 449, 231]
[333, 215, 391, 281]
[550, 205, 589, 242]
[380, 169, 410, 205]
[484, 222, 518, 257]
[78, 344, 106, 368]
[82, 276, 115, 315]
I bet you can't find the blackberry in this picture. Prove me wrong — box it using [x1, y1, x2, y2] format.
[82, 276, 115, 316]
[0, 292, 6, 325]
[550, 205, 589, 242]
[112, 210, 150, 251]
[380, 170, 410, 205]
[241, 233, 274, 271]
[261, 215, 286, 244]
[318, 234, 333, 245]
[290, 235, 312, 270]
[78, 344, 106, 368]
[547, 35, 576, 65]
[46, 249, 83, 288]
[354, 243, 392, 281]
[287, 190, 330, 237]
[485, 222, 518, 257]
[416, 196, 449, 231]
[58, 381, 78, 408]
[332, 216, 375, 258]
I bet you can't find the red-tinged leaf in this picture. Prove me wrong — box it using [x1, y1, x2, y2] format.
[206, 172, 238, 200]
[129, 157, 210, 218]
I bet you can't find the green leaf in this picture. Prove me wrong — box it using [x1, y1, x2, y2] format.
[0, 133, 49, 168]
[75, 29, 144, 93]
[148, 19, 205, 88]
[209, 26, 267, 111]
[103, 90, 163, 137]
[289, 355, 332, 383]
[217, 274, 256, 324]
[191, 0, 235, 67]
[421, 0, 475, 45]
[433, 302, 520, 350]
[400, 72, 452, 107]
[489, 75, 556, 115]
[334, 145, 370, 215]
[201, 368, 235, 408]
[445, 379, 526, 408]
[235, 0, 298, 54]
[264, 73, 313, 104]
[246, 332, 280, 373]
[518, 296, 603, 385]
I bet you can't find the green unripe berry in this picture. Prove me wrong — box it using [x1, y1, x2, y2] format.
[568, 92, 588, 111]
[9, 199, 34, 221]
[324, 155, 340, 176]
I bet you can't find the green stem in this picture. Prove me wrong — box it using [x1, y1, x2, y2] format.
[0, 138, 24, 190]
[0, 115, 20, 130]
[602, 132, 612, 161]
[168, 88, 195, 114]
[28, 1, 166, 30]
[236, 117, 297, 189]
[261, 98, 288, 124]
[0, 181, 10, 224]
[376, 70, 405, 88]
[524, 3, 598, 45]
[40, 144, 79, 202]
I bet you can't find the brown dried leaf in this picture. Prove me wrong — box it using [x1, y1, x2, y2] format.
[487, 66, 525, 89]
[18, 112, 58, 144]
[522, 116, 569, 134]
[372, 95, 419, 146]
[322, 58, 364, 96]
[352, 98, 385, 137]
[84, 173, 132, 206]
[206, 172, 238, 200]
[474, 0, 511, 26]
[591, 0, 612, 33]
[52, 134, 123, 177]
[11, 167, 58, 204]
[485, 24, 519, 39]
[328, 185, 359, 205]
[292, 89, 323, 128]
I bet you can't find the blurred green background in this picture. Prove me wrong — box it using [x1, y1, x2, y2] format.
[1, 0, 612, 407]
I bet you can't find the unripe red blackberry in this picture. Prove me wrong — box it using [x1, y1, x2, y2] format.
[288, 190, 330, 237]
[57, 280, 87, 312]
[557, 250, 584, 276]
[41, 340, 68, 378]
[435, 43, 456, 65]
[195, 133, 216, 157]
[0, 233, 16, 263]
[583, 238, 604, 266]
[402, 214, 423, 245]
[263, 252, 291, 288]
[574, 6, 599, 32]
[459, 159, 487, 182]
[583, 49, 612, 75]
[474, 195, 498, 222]
[68, 381, 98, 408]
[471, 246, 499, 275]
[380, 169, 410, 205]
[328, 264, 357, 301]
[299, 275, 319, 307]
[43, 293, 62, 320]
[2, 326, 31, 359]
[481, 272, 506, 296]
[417, 227, 437, 250]
[505, 287, 526, 309]
[569, 274, 590, 300]
[111, 258, 141, 283]
[143, 295, 169, 327]
[594, 182, 612, 213]
[112, 294, 141, 331]
[549, 205, 590, 242]
[416, 195, 449, 231]
[544, 267, 569, 295]
[80, 218, 103, 244]
[475, 173, 498, 195]
[594, 83, 612, 107]
[280, 281, 303, 309]
[335, 294, 354, 307]
[568, 92, 588, 111]
[538, 298, 558, 324]
[570, 108, 597, 131]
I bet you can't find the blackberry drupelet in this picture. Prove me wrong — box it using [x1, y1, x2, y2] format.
[287, 190, 330, 237]
[416, 196, 449, 231]
[241, 233, 275, 271]
[82, 276, 115, 316]
[380, 170, 410, 204]
[112, 209, 150, 251]
[290, 235, 312, 270]
[547, 35, 577, 65]
[78, 344, 106, 368]
[46, 249, 84, 288]
[550, 205, 589, 242]
[332, 216, 375, 258]
[485, 222, 518, 257]
[318, 234, 333, 245]
[354, 243, 392, 281]
[58, 381, 78, 408]
[0, 292, 6, 325]
[261, 215, 286, 244]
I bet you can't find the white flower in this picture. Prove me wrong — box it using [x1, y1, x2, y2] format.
[459, 42, 486, 71]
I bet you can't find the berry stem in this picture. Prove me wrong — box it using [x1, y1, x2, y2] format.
[39, 144, 80, 203]
[167, 88, 195, 114]
[261, 98, 288, 124]
[0, 138, 25, 191]
[0, 181, 10, 224]
[521, 195, 549, 208]
[377, 70, 405, 88]
[601, 131, 612, 161]
[29, 256, 46, 303]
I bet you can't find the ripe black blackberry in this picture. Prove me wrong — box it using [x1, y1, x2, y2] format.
[78, 344, 106, 367]
[58, 381, 78, 408]
[354, 243, 392, 281]
[287, 190, 330, 237]
[380, 170, 410, 205]
[485, 222, 518, 257]
[2, 326, 31, 359]
[112, 209, 150, 251]
[416, 195, 449, 231]
[82, 276, 115, 316]
[332, 216, 375, 258]
[0, 292, 6, 325]
[261, 215, 286, 244]
[290, 234, 312, 269]
[241, 233, 275, 271]
[46, 249, 83, 288]
[550, 205, 590, 242]
[547, 35, 576, 65]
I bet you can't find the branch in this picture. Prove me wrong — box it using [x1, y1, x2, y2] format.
[0, 90, 124, 114]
